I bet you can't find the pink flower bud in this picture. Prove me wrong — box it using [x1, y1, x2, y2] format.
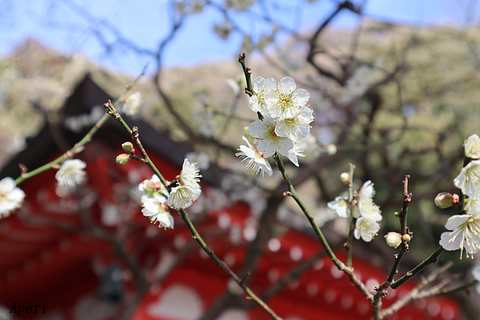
[402, 234, 411, 243]
[385, 232, 402, 249]
[434, 192, 459, 209]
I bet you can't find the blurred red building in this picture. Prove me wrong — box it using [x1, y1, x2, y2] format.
[0, 76, 460, 320]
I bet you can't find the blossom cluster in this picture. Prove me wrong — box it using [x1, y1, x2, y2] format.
[138, 159, 202, 229]
[439, 134, 480, 258]
[236, 76, 314, 176]
[328, 180, 382, 242]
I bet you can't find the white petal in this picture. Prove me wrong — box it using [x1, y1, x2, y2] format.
[445, 214, 470, 231]
[248, 120, 268, 138]
[294, 88, 310, 106]
[278, 77, 296, 94]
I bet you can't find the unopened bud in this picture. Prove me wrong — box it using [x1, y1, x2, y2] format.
[434, 192, 459, 209]
[402, 234, 411, 243]
[340, 172, 351, 185]
[122, 142, 134, 153]
[116, 154, 130, 165]
[385, 232, 402, 249]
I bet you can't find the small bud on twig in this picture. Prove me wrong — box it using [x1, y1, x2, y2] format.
[116, 154, 130, 165]
[385, 232, 402, 249]
[122, 142, 135, 153]
[434, 192, 460, 209]
[340, 172, 351, 185]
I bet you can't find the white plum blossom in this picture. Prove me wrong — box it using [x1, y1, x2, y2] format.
[122, 91, 142, 116]
[358, 181, 382, 222]
[327, 180, 382, 242]
[55, 159, 87, 187]
[439, 201, 480, 259]
[138, 175, 173, 228]
[142, 197, 174, 229]
[249, 76, 276, 116]
[274, 106, 314, 141]
[167, 159, 202, 210]
[139, 174, 169, 202]
[354, 217, 380, 242]
[465, 134, 480, 159]
[0, 177, 25, 217]
[454, 160, 480, 199]
[236, 136, 273, 177]
[248, 117, 294, 157]
[167, 185, 201, 210]
[265, 76, 310, 120]
[327, 196, 350, 219]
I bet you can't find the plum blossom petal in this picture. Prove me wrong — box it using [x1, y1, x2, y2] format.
[236, 137, 273, 177]
[454, 160, 480, 199]
[286, 142, 305, 167]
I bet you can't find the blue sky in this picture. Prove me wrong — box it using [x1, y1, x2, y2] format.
[1, 0, 478, 75]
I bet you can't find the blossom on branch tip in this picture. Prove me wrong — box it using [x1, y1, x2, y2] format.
[248, 117, 293, 157]
[265, 76, 310, 120]
[55, 159, 87, 187]
[454, 160, 480, 199]
[236, 136, 273, 177]
[0, 177, 25, 218]
[465, 134, 480, 159]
